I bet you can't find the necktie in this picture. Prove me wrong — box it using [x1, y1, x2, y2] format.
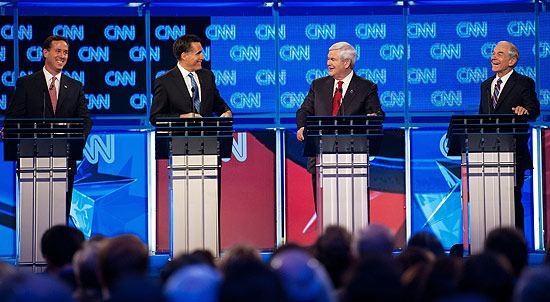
[331, 81, 344, 116]
[492, 78, 502, 108]
[188, 73, 200, 114]
[49, 76, 57, 113]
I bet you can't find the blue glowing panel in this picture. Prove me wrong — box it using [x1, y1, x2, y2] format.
[210, 15, 405, 114]
[410, 129, 462, 249]
[408, 13, 536, 112]
[0, 140, 16, 257]
[71, 132, 148, 243]
[16, 17, 146, 115]
[0, 16, 15, 114]
[541, 13, 550, 110]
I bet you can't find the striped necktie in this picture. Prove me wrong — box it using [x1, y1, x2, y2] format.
[492, 78, 502, 108]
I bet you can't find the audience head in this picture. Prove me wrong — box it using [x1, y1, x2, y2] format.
[343, 254, 403, 302]
[402, 257, 462, 302]
[459, 252, 515, 302]
[270, 248, 334, 302]
[97, 234, 149, 292]
[484, 227, 528, 278]
[219, 242, 262, 275]
[513, 266, 550, 302]
[0, 271, 72, 302]
[219, 259, 286, 302]
[396, 246, 435, 273]
[160, 250, 216, 285]
[73, 239, 105, 292]
[407, 232, 445, 257]
[41, 225, 85, 273]
[312, 225, 352, 288]
[352, 223, 395, 259]
[164, 264, 222, 302]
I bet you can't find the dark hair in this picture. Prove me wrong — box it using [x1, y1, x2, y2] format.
[41, 225, 85, 268]
[172, 34, 201, 60]
[42, 35, 69, 51]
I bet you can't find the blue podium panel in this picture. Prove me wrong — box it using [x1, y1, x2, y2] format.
[72, 131, 148, 244]
[0, 140, 16, 257]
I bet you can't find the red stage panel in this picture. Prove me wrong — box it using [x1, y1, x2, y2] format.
[542, 129, 550, 246]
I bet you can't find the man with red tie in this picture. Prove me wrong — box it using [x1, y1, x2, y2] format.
[479, 41, 540, 231]
[5, 35, 92, 222]
[296, 42, 384, 203]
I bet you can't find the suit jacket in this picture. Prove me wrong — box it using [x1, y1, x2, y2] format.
[149, 67, 231, 124]
[479, 70, 540, 170]
[6, 69, 92, 174]
[296, 73, 385, 173]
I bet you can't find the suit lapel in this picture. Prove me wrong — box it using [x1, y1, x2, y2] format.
[494, 71, 516, 112]
[171, 66, 192, 102]
[321, 77, 335, 115]
[56, 73, 68, 114]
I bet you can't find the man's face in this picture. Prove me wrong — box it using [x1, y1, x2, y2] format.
[327, 49, 350, 80]
[491, 42, 516, 76]
[43, 40, 68, 75]
[180, 42, 204, 72]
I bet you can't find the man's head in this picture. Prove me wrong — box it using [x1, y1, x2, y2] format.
[491, 41, 520, 77]
[327, 42, 356, 80]
[42, 35, 69, 75]
[41, 225, 85, 273]
[173, 34, 204, 72]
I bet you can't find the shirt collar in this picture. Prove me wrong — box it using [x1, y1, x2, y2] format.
[177, 63, 196, 78]
[43, 67, 60, 84]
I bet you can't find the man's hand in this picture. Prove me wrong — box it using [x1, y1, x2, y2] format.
[367, 113, 378, 116]
[180, 113, 203, 118]
[297, 127, 305, 142]
[512, 106, 529, 116]
[220, 111, 233, 117]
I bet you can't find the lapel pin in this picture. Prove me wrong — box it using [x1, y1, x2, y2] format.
[64, 85, 68, 89]
[350, 89, 354, 94]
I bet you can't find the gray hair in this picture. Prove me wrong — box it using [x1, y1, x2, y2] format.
[499, 41, 520, 68]
[329, 42, 357, 69]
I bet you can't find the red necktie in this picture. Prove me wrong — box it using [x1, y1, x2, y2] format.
[49, 76, 58, 113]
[492, 78, 502, 108]
[331, 81, 344, 116]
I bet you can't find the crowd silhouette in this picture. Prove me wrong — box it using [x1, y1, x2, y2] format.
[0, 224, 548, 302]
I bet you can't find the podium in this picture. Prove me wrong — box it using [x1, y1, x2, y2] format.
[303, 116, 383, 234]
[446, 114, 530, 254]
[155, 117, 233, 258]
[3, 118, 85, 268]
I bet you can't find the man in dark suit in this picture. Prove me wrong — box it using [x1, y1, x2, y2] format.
[479, 41, 540, 231]
[296, 42, 385, 203]
[5, 35, 92, 222]
[149, 34, 232, 124]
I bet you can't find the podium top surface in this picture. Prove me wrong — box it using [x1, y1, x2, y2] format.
[3, 118, 85, 140]
[303, 115, 384, 157]
[154, 117, 233, 138]
[446, 114, 530, 156]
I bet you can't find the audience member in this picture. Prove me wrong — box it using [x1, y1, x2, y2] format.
[164, 264, 222, 302]
[513, 266, 550, 302]
[484, 227, 528, 278]
[0, 271, 73, 302]
[342, 254, 403, 302]
[270, 248, 334, 302]
[458, 252, 515, 302]
[41, 225, 85, 290]
[219, 242, 263, 275]
[407, 232, 445, 257]
[396, 246, 435, 273]
[73, 239, 106, 302]
[351, 223, 395, 260]
[160, 250, 215, 285]
[97, 234, 149, 299]
[312, 225, 352, 289]
[219, 259, 286, 302]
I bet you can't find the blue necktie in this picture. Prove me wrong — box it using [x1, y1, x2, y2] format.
[188, 73, 200, 114]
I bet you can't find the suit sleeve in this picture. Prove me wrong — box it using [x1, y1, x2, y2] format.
[296, 81, 316, 129]
[363, 82, 385, 119]
[75, 83, 92, 141]
[6, 77, 28, 118]
[209, 71, 231, 116]
[149, 77, 180, 125]
[521, 77, 540, 120]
